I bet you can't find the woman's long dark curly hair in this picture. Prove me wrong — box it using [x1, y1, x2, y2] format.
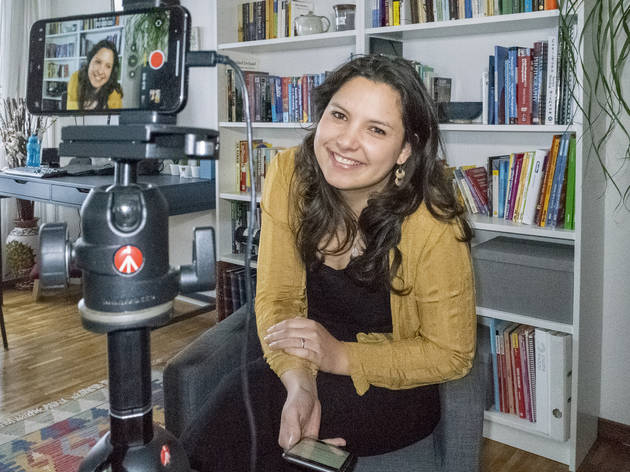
[77, 40, 123, 110]
[291, 54, 472, 294]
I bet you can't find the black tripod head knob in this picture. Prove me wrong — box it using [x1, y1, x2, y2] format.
[39, 223, 72, 289]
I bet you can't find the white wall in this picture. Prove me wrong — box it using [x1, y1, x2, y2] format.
[600, 61, 630, 426]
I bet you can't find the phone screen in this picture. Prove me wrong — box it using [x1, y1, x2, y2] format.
[27, 6, 189, 115]
[283, 438, 354, 472]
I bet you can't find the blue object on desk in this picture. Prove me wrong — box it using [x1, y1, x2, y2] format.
[26, 135, 40, 167]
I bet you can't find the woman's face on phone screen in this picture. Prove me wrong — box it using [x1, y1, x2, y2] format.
[88, 47, 114, 91]
[314, 76, 411, 202]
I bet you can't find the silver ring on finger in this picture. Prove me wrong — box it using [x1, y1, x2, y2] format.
[301, 337, 305, 349]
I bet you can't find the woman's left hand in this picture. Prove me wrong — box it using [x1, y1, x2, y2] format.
[265, 318, 350, 376]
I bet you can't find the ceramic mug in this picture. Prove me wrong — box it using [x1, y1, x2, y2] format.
[179, 165, 192, 178]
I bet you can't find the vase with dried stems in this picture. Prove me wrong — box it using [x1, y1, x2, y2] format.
[0, 97, 53, 285]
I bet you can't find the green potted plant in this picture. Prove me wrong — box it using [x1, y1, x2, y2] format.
[559, 0, 629, 204]
[125, 8, 170, 65]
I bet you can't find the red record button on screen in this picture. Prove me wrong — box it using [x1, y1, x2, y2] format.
[114, 245, 143, 274]
[149, 50, 165, 70]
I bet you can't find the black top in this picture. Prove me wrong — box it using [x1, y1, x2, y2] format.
[306, 264, 392, 341]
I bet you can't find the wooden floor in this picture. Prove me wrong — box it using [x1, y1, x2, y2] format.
[1, 287, 628, 471]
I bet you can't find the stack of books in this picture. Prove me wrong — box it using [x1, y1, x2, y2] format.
[486, 33, 574, 126]
[372, 0, 559, 28]
[447, 132, 576, 229]
[487, 318, 571, 441]
[226, 69, 326, 123]
[217, 261, 257, 320]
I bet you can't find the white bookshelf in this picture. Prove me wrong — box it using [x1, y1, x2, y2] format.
[210, 2, 603, 470]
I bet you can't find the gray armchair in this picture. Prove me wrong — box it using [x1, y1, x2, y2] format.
[164, 304, 490, 471]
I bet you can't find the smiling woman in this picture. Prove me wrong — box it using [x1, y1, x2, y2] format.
[66, 40, 123, 111]
[180, 54, 477, 472]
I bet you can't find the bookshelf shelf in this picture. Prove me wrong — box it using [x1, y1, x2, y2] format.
[469, 215, 576, 240]
[440, 124, 577, 133]
[213, 2, 602, 469]
[219, 191, 262, 202]
[221, 122, 575, 133]
[218, 30, 356, 54]
[366, 10, 560, 39]
[483, 416, 570, 465]
[220, 252, 258, 269]
[477, 311, 573, 335]
[484, 409, 553, 438]
[219, 121, 311, 129]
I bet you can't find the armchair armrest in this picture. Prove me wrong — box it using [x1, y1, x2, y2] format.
[163, 304, 259, 437]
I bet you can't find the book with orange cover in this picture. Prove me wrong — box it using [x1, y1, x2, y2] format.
[536, 134, 561, 226]
[544, 0, 558, 9]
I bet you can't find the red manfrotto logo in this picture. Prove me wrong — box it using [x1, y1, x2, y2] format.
[161, 444, 171, 466]
[114, 245, 143, 274]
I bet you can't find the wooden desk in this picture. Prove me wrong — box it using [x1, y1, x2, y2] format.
[0, 172, 216, 349]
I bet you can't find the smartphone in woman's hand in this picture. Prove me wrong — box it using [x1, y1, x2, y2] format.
[282, 437, 356, 472]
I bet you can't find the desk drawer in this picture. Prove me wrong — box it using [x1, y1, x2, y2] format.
[0, 178, 49, 200]
[51, 184, 92, 206]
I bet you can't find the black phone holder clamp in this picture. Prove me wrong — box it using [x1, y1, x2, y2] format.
[38, 111, 218, 472]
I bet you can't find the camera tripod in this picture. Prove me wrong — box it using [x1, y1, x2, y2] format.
[39, 111, 219, 471]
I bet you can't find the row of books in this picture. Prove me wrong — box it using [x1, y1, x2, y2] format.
[46, 62, 70, 80]
[486, 318, 571, 441]
[237, 0, 313, 42]
[80, 34, 121, 58]
[372, 0, 559, 27]
[45, 41, 76, 59]
[216, 261, 258, 321]
[46, 17, 122, 35]
[229, 201, 262, 256]
[486, 35, 572, 126]
[226, 69, 327, 123]
[233, 139, 284, 193]
[80, 16, 120, 30]
[448, 132, 576, 229]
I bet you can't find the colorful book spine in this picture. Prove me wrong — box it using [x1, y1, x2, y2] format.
[490, 318, 501, 411]
[534, 327, 550, 434]
[521, 149, 547, 225]
[545, 33, 558, 125]
[563, 134, 577, 229]
[537, 134, 560, 226]
[546, 133, 570, 227]
[519, 327, 533, 421]
[507, 153, 523, 220]
[498, 158, 509, 218]
[508, 47, 518, 124]
[517, 48, 533, 124]
[526, 327, 537, 422]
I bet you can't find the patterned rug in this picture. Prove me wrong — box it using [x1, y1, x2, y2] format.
[0, 372, 164, 471]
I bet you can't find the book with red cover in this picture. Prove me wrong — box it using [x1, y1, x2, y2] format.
[506, 153, 524, 221]
[281, 76, 290, 122]
[511, 327, 526, 419]
[520, 326, 534, 421]
[518, 48, 533, 124]
[463, 167, 489, 214]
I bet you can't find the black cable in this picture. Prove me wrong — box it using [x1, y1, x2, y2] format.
[220, 54, 258, 472]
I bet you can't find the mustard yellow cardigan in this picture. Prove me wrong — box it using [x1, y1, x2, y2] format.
[66, 71, 122, 110]
[255, 147, 476, 395]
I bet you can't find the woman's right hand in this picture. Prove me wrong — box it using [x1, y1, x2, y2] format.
[279, 369, 346, 450]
